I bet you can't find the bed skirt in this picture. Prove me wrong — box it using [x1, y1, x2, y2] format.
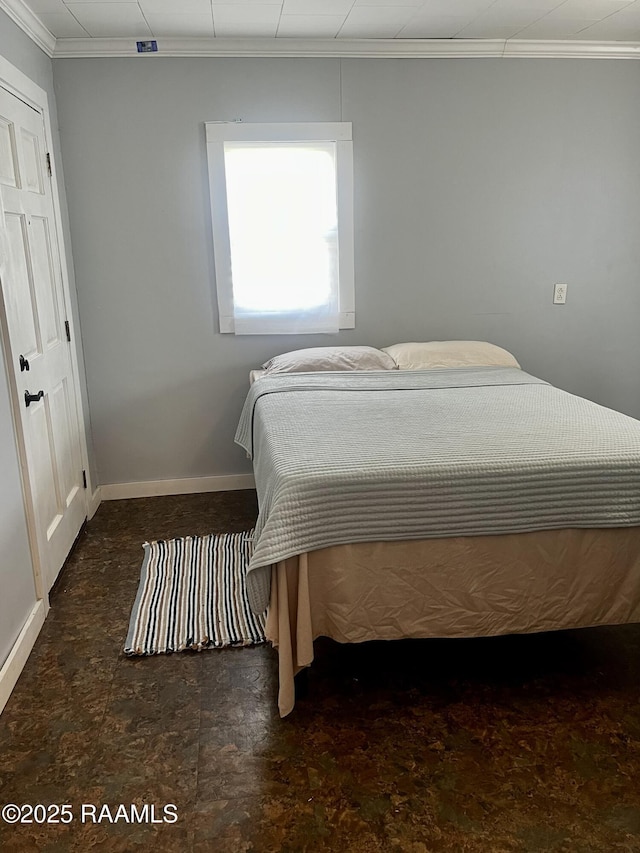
[265, 528, 640, 716]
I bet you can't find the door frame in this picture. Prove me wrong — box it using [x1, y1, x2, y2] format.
[0, 54, 92, 602]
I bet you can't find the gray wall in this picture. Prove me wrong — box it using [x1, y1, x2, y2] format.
[53, 56, 640, 487]
[0, 10, 45, 666]
[0, 12, 52, 90]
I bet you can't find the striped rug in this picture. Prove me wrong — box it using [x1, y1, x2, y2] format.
[124, 530, 265, 655]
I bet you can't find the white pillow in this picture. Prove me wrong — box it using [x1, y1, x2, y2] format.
[262, 346, 397, 374]
[382, 341, 520, 370]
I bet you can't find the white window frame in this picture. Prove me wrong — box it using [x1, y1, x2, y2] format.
[205, 122, 355, 334]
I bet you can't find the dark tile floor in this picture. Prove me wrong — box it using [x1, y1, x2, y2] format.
[2, 492, 640, 851]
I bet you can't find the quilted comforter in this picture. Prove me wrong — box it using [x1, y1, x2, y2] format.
[235, 368, 640, 613]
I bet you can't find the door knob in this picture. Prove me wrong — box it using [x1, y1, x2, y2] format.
[19, 355, 29, 372]
[24, 390, 44, 407]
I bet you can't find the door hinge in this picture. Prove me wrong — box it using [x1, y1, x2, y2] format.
[82, 470, 87, 489]
[65, 320, 71, 342]
[46, 152, 52, 177]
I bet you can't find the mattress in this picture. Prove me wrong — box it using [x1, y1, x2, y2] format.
[249, 369, 267, 385]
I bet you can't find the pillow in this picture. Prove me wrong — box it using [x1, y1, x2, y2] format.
[381, 341, 520, 370]
[262, 346, 397, 374]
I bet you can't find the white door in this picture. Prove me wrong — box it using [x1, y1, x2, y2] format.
[0, 84, 86, 592]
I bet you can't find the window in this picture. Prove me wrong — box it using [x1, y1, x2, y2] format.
[205, 122, 354, 335]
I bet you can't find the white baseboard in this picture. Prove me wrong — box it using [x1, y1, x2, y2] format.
[100, 474, 256, 501]
[0, 599, 46, 716]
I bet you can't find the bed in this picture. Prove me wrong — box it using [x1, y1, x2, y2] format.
[236, 344, 640, 716]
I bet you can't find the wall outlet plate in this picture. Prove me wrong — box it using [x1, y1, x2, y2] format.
[553, 283, 567, 304]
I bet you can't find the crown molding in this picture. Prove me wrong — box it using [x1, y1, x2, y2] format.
[0, 0, 55, 57]
[504, 39, 640, 59]
[52, 37, 504, 59]
[51, 36, 640, 60]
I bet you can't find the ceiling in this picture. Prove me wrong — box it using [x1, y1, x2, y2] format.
[18, 0, 640, 43]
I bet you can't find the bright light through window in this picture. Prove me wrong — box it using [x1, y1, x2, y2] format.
[224, 142, 338, 313]
[206, 122, 354, 335]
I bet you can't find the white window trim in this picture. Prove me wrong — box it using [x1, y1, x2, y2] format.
[205, 121, 355, 334]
